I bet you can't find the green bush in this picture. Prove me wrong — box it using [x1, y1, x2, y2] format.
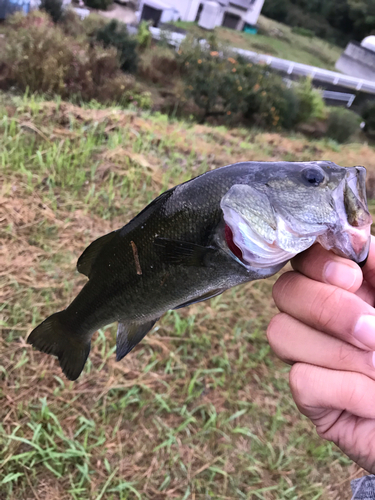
[295, 78, 325, 123]
[361, 101, 375, 133]
[95, 20, 138, 73]
[326, 108, 360, 143]
[40, 0, 63, 23]
[137, 20, 152, 51]
[178, 40, 266, 121]
[82, 13, 108, 36]
[177, 40, 323, 130]
[83, 0, 112, 11]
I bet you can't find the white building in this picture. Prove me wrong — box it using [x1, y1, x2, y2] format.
[137, 0, 265, 29]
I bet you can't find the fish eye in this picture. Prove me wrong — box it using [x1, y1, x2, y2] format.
[302, 168, 325, 187]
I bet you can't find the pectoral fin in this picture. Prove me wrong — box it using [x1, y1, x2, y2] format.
[116, 319, 159, 361]
[154, 237, 216, 266]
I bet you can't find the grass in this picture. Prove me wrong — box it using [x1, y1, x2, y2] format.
[174, 15, 342, 71]
[1, 91, 375, 499]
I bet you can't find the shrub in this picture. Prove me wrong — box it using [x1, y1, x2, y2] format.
[361, 101, 375, 133]
[4, 12, 71, 94]
[294, 78, 325, 123]
[138, 45, 180, 86]
[40, 0, 63, 23]
[95, 74, 151, 108]
[137, 20, 152, 51]
[242, 73, 301, 129]
[326, 108, 360, 143]
[95, 20, 138, 73]
[0, 11, 147, 107]
[178, 40, 300, 129]
[82, 13, 108, 36]
[83, 0, 112, 10]
[59, 8, 86, 37]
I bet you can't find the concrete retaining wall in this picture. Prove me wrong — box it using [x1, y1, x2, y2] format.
[336, 41, 375, 80]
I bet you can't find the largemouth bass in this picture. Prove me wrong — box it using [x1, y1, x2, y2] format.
[28, 161, 372, 380]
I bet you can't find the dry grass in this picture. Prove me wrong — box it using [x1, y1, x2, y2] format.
[1, 93, 375, 499]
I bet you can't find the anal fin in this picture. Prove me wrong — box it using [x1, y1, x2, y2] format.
[116, 319, 159, 361]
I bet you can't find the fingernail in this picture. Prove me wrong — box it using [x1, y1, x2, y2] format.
[354, 316, 375, 349]
[324, 262, 357, 290]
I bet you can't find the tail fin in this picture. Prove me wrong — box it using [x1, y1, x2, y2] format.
[27, 311, 90, 381]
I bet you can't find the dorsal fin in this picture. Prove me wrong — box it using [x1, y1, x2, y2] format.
[77, 231, 116, 278]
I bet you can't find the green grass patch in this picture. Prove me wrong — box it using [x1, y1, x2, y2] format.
[174, 15, 342, 71]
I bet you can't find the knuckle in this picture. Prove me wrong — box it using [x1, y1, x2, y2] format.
[337, 343, 357, 367]
[312, 287, 345, 331]
[289, 364, 311, 409]
[340, 372, 370, 409]
[266, 314, 285, 347]
[272, 271, 299, 307]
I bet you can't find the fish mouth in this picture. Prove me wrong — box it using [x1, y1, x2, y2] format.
[318, 166, 372, 264]
[221, 166, 372, 270]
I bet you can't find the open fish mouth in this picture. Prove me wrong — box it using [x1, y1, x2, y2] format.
[221, 166, 372, 269]
[318, 166, 372, 265]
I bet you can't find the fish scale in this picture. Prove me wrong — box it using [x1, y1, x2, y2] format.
[27, 161, 372, 380]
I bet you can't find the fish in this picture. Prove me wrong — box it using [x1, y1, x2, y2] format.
[27, 161, 372, 381]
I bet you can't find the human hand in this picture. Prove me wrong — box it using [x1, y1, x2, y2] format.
[267, 237, 375, 473]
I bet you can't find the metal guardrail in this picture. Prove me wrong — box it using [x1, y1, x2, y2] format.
[322, 90, 356, 107]
[149, 26, 375, 97]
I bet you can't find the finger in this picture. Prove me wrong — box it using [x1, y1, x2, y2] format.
[289, 363, 375, 420]
[291, 244, 363, 292]
[356, 279, 375, 306]
[273, 272, 375, 350]
[267, 313, 375, 379]
[362, 236, 375, 289]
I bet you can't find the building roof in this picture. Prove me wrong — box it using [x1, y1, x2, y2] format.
[229, 0, 252, 10]
[142, 0, 178, 10]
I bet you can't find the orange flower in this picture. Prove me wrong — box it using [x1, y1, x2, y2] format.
[198, 59, 202, 64]
[227, 111, 232, 115]
[227, 57, 237, 64]
[232, 68, 236, 73]
[210, 51, 219, 56]
[253, 83, 260, 92]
